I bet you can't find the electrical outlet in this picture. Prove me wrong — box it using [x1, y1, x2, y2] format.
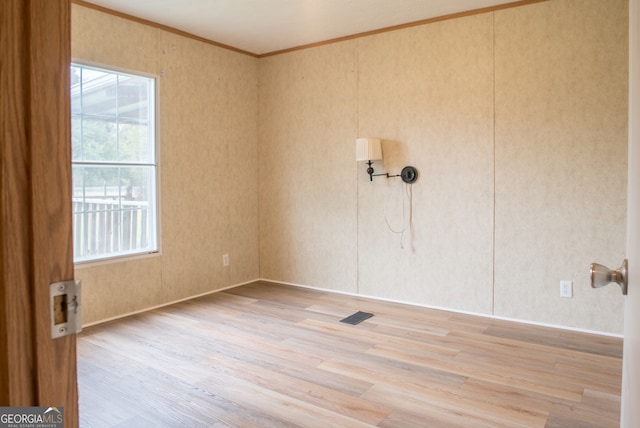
[560, 281, 572, 298]
[223, 253, 229, 267]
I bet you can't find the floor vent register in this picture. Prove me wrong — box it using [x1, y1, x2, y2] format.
[340, 311, 374, 325]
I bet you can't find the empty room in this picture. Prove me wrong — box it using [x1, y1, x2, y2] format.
[2, 0, 639, 426]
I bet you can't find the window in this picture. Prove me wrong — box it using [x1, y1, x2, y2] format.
[71, 64, 158, 263]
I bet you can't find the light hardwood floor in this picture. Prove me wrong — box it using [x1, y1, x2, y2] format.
[78, 281, 622, 427]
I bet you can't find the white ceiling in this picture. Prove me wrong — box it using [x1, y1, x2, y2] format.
[82, 0, 516, 55]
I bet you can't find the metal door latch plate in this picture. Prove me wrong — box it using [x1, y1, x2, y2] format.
[50, 280, 82, 339]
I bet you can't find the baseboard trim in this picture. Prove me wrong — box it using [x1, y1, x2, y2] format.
[258, 278, 624, 339]
[82, 279, 257, 328]
[83, 276, 623, 338]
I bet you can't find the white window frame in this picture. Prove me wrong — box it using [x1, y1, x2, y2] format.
[71, 62, 159, 265]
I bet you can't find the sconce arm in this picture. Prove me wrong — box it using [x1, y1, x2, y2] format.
[364, 163, 418, 184]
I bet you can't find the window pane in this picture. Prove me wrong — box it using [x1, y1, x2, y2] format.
[118, 75, 150, 122]
[81, 117, 118, 162]
[119, 120, 151, 163]
[81, 71, 118, 117]
[120, 166, 154, 204]
[72, 166, 120, 260]
[82, 165, 120, 199]
[71, 66, 81, 114]
[71, 116, 82, 161]
[72, 165, 86, 260]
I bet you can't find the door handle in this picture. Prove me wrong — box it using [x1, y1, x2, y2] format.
[590, 259, 628, 295]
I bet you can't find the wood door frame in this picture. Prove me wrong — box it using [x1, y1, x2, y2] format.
[622, 0, 640, 425]
[1, 1, 78, 426]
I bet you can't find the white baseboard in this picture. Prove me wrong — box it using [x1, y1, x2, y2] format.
[83, 276, 623, 338]
[258, 278, 624, 339]
[82, 279, 257, 328]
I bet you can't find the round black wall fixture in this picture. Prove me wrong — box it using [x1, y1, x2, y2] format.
[401, 166, 418, 184]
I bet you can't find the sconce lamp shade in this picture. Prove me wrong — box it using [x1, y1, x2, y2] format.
[356, 138, 382, 162]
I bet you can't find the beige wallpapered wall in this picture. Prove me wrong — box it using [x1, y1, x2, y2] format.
[73, 0, 628, 333]
[259, 0, 628, 333]
[72, 5, 260, 324]
[493, 0, 628, 331]
[259, 41, 360, 292]
[355, 12, 495, 313]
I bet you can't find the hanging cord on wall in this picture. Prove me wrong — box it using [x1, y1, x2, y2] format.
[384, 179, 413, 248]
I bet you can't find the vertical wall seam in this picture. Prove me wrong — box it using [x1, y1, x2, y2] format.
[356, 39, 360, 295]
[156, 27, 164, 298]
[492, 11, 497, 316]
[256, 57, 262, 281]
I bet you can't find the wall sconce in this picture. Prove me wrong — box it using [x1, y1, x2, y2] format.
[355, 138, 383, 181]
[356, 137, 418, 183]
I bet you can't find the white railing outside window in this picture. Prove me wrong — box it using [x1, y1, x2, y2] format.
[72, 198, 150, 261]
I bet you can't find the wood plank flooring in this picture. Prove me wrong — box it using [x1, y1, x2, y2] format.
[77, 281, 622, 427]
